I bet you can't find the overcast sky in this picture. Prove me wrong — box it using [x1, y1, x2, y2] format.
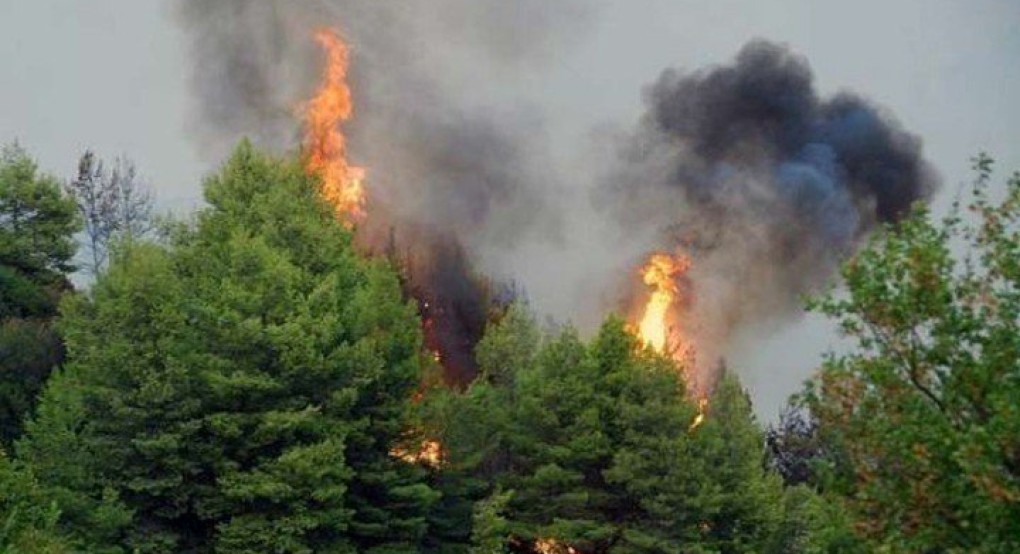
[2, 1, 1018, 418]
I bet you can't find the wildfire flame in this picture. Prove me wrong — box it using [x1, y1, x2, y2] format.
[689, 397, 708, 431]
[391, 439, 444, 468]
[302, 30, 453, 464]
[303, 28, 366, 224]
[636, 252, 707, 430]
[637, 252, 691, 354]
[535, 539, 581, 554]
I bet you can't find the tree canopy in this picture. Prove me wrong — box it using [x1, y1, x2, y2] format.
[801, 155, 1020, 552]
[0, 144, 80, 447]
[1, 141, 1016, 553]
[425, 307, 843, 553]
[17, 142, 436, 553]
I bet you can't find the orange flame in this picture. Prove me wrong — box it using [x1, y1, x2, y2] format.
[689, 397, 708, 431]
[637, 252, 691, 354]
[391, 439, 444, 468]
[636, 253, 708, 429]
[535, 539, 581, 554]
[303, 28, 366, 224]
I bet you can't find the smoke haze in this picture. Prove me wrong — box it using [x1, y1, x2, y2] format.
[175, 2, 937, 386]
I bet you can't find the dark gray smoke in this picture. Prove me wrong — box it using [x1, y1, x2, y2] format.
[645, 40, 931, 224]
[175, 0, 586, 234]
[174, 3, 937, 386]
[605, 39, 938, 368]
[175, 0, 592, 382]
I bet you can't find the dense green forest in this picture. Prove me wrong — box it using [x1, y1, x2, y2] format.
[1, 142, 1018, 553]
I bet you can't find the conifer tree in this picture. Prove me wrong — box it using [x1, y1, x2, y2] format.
[19, 142, 436, 553]
[0, 450, 74, 553]
[0, 144, 80, 447]
[428, 310, 797, 553]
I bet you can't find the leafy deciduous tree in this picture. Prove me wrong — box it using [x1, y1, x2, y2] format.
[802, 155, 1020, 552]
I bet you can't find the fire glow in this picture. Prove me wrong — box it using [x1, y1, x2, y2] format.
[303, 28, 366, 224]
[301, 28, 709, 446]
[534, 538, 581, 554]
[637, 252, 690, 355]
[636, 252, 708, 429]
[391, 439, 444, 468]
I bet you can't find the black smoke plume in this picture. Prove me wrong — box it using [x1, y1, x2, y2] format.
[605, 40, 938, 368]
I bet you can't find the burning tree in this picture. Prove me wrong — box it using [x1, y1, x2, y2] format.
[302, 28, 365, 225]
[636, 251, 691, 356]
[301, 28, 496, 386]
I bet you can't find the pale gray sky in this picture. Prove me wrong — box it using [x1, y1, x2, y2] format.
[2, 1, 1017, 418]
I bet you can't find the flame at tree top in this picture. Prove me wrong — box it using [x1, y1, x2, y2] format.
[303, 28, 366, 224]
[689, 397, 708, 431]
[637, 252, 691, 354]
[636, 252, 708, 429]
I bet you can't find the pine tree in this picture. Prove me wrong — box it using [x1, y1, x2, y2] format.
[18, 142, 436, 553]
[0, 143, 80, 447]
[0, 449, 74, 554]
[428, 310, 794, 553]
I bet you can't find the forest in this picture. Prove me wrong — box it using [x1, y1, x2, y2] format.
[1, 140, 1018, 553]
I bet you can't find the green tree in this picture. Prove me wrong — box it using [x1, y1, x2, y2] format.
[427, 310, 792, 553]
[0, 449, 74, 554]
[801, 155, 1020, 552]
[18, 142, 436, 553]
[767, 485, 863, 554]
[0, 144, 80, 313]
[469, 488, 513, 554]
[0, 143, 80, 447]
[669, 374, 785, 553]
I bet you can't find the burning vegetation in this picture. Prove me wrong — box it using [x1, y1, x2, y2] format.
[178, 5, 937, 401]
[289, 15, 942, 485]
[12, 2, 1011, 551]
[303, 28, 365, 224]
[636, 252, 689, 355]
[634, 251, 710, 425]
[299, 28, 716, 395]
[301, 28, 492, 386]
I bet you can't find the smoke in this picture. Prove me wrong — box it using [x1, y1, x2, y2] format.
[175, 0, 592, 383]
[175, 0, 588, 231]
[602, 40, 938, 372]
[174, 3, 936, 387]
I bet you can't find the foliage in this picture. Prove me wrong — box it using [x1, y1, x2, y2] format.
[767, 485, 863, 554]
[8, 137, 1012, 552]
[765, 408, 834, 488]
[0, 450, 74, 554]
[426, 309, 804, 553]
[17, 142, 436, 553]
[469, 488, 513, 554]
[0, 144, 80, 447]
[65, 151, 155, 275]
[801, 155, 1020, 552]
[0, 319, 63, 448]
[0, 144, 80, 310]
